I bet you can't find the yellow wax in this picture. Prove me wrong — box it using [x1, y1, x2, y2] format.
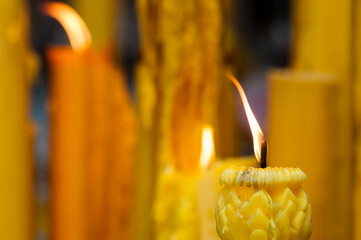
[134, 0, 223, 236]
[0, 0, 36, 239]
[216, 166, 312, 239]
[268, 70, 343, 239]
[48, 47, 89, 240]
[153, 166, 201, 240]
[291, 1, 353, 238]
[197, 157, 257, 240]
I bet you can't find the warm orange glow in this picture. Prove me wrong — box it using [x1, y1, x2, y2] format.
[42, 2, 91, 51]
[226, 72, 265, 162]
[199, 125, 215, 171]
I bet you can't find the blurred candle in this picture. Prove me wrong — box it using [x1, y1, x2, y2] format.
[154, 125, 215, 240]
[292, 1, 353, 238]
[197, 157, 257, 240]
[43, 3, 91, 240]
[0, 0, 36, 239]
[268, 70, 339, 239]
[48, 48, 89, 240]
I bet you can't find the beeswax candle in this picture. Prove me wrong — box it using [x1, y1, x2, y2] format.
[197, 157, 257, 240]
[48, 48, 89, 240]
[268, 70, 338, 239]
[291, 1, 353, 237]
[216, 167, 312, 239]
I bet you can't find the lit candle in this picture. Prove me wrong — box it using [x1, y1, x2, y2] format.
[43, 3, 91, 240]
[215, 73, 313, 239]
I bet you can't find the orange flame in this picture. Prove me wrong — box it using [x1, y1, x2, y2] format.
[226, 72, 265, 162]
[199, 125, 215, 171]
[42, 2, 91, 51]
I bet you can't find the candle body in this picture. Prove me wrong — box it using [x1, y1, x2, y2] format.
[48, 48, 89, 240]
[268, 70, 339, 239]
[292, 1, 353, 238]
[216, 167, 312, 239]
[134, 1, 223, 237]
[197, 157, 257, 240]
[0, 0, 36, 239]
[153, 167, 200, 240]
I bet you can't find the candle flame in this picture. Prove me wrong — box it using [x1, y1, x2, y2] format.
[41, 2, 91, 51]
[199, 125, 215, 171]
[226, 72, 265, 162]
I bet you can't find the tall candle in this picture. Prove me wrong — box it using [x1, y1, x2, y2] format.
[134, 1, 223, 237]
[43, 3, 91, 240]
[48, 47, 89, 240]
[0, 0, 36, 239]
[268, 70, 338, 239]
[291, 1, 353, 238]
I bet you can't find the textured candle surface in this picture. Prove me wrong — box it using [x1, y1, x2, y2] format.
[197, 157, 257, 240]
[216, 166, 312, 240]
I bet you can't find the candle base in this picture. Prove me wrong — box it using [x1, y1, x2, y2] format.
[216, 167, 312, 240]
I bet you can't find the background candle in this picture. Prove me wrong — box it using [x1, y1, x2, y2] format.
[291, 1, 353, 238]
[134, 0, 224, 238]
[197, 157, 257, 240]
[0, 0, 37, 239]
[48, 47, 89, 240]
[268, 70, 339, 239]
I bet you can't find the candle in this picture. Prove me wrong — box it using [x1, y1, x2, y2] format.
[291, 1, 353, 238]
[153, 125, 216, 240]
[0, 0, 37, 239]
[44, 3, 91, 240]
[134, 0, 224, 238]
[197, 157, 257, 240]
[268, 70, 341, 239]
[48, 47, 89, 240]
[216, 167, 312, 239]
[215, 73, 313, 239]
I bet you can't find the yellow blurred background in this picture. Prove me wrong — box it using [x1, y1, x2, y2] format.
[0, 0, 359, 239]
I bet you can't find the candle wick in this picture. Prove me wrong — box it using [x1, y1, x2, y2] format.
[260, 139, 268, 168]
